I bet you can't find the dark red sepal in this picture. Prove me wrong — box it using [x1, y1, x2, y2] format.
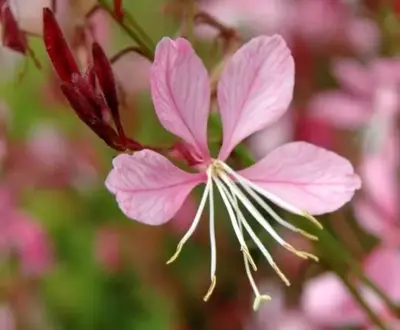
[43, 8, 80, 83]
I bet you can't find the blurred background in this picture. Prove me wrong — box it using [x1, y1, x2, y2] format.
[0, 0, 399, 329]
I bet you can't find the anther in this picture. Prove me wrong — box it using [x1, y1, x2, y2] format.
[241, 246, 257, 271]
[283, 243, 309, 260]
[253, 294, 272, 311]
[166, 243, 183, 264]
[303, 212, 324, 230]
[203, 275, 217, 302]
[299, 251, 319, 262]
[271, 263, 290, 286]
[295, 228, 319, 241]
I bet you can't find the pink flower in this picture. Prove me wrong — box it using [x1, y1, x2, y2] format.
[310, 58, 400, 131]
[247, 281, 317, 330]
[354, 129, 400, 245]
[302, 246, 400, 328]
[0, 189, 52, 275]
[106, 35, 361, 308]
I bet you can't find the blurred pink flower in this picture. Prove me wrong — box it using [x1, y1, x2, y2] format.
[95, 227, 122, 273]
[302, 246, 400, 328]
[10, 0, 51, 35]
[246, 111, 293, 160]
[247, 281, 318, 330]
[311, 58, 400, 243]
[0, 189, 52, 275]
[112, 51, 151, 94]
[198, 0, 379, 54]
[0, 304, 15, 330]
[106, 35, 360, 307]
[354, 129, 400, 245]
[4, 123, 100, 191]
[310, 58, 400, 130]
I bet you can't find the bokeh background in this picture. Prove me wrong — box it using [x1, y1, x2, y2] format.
[0, 0, 399, 329]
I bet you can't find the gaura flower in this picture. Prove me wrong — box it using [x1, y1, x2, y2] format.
[106, 35, 361, 309]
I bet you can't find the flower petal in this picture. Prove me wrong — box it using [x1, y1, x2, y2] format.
[309, 91, 371, 129]
[239, 142, 361, 215]
[364, 247, 400, 303]
[332, 59, 372, 96]
[105, 150, 205, 225]
[150, 37, 210, 159]
[302, 273, 364, 326]
[217, 35, 294, 160]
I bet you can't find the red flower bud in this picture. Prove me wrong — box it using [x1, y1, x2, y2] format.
[43, 8, 80, 83]
[92, 42, 124, 138]
[0, 2, 27, 54]
[61, 83, 125, 151]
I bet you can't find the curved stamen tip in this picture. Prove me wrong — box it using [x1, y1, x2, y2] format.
[203, 275, 217, 302]
[302, 212, 324, 230]
[253, 294, 272, 311]
[271, 263, 291, 287]
[166, 243, 183, 264]
[241, 246, 258, 271]
[300, 251, 319, 262]
[296, 228, 319, 241]
[283, 243, 319, 262]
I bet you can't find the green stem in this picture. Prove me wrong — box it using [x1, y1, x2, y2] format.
[97, 0, 154, 61]
[337, 272, 388, 330]
[186, 0, 196, 43]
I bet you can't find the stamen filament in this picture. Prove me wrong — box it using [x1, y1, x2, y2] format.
[303, 212, 324, 229]
[220, 162, 322, 228]
[233, 175, 319, 241]
[207, 172, 217, 299]
[228, 185, 272, 310]
[219, 173, 318, 262]
[213, 177, 256, 268]
[216, 177, 290, 287]
[166, 173, 211, 264]
[203, 275, 217, 302]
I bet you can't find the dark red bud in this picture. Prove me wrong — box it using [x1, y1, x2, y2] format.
[113, 0, 124, 20]
[61, 83, 125, 151]
[92, 43, 124, 138]
[71, 73, 103, 119]
[1, 3, 27, 54]
[43, 8, 80, 83]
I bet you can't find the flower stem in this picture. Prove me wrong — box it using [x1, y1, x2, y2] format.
[97, 0, 154, 61]
[337, 272, 389, 330]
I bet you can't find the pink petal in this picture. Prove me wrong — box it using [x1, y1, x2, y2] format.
[217, 35, 294, 160]
[346, 18, 380, 56]
[364, 247, 400, 303]
[332, 59, 373, 96]
[309, 91, 371, 129]
[246, 110, 293, 160]
[105, 150, 205, 225]
[354, 199, 400, 246]
[151, 38, 210, 159]
[302, 273, 364, 326]
[239, 142, 361, 215]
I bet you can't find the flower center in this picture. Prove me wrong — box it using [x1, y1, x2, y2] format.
[166, 159, 322, 310]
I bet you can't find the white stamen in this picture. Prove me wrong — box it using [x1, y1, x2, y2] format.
[213, 178, 249, 249]
[219, 162, 304, 216]
[219, 172, 318, 262]
[204, 173, 217, 302]
[166, 171, 212, 264]
[217, 178, 290, 287]
[235, 177, 318, 241]
[209, 174, 216, 278]
[225, 184, 272, 309]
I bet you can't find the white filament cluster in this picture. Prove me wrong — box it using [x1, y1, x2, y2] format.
[167, 160, 321, 311]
